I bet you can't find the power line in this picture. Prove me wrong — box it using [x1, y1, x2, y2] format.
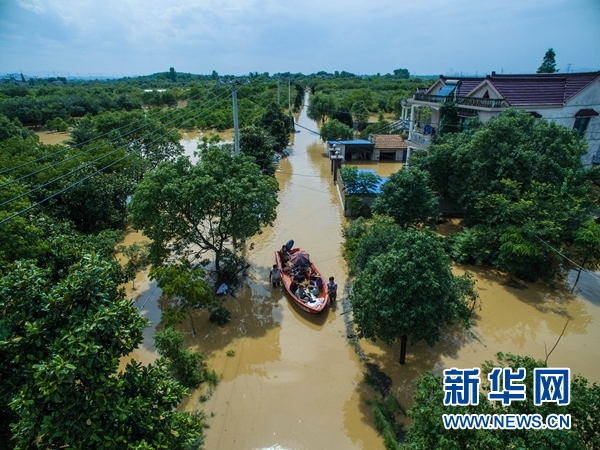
[0, 91, 231, 210]
[534, 235, 600, 284]
[0, 88, 230, 190]
[0, 87, 224, 177]
[0, 94, 232, 225]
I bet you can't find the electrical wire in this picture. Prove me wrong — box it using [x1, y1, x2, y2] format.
[0, 88, 230, 190]
[0, 87, 225, 177]
[0, 93, 232, 225]
[534, 235, 600, 283]
[0, 91, 231, 210]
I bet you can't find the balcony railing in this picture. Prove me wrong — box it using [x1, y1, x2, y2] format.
[413, 93, 507, 109]
[408, 131, 432, 147]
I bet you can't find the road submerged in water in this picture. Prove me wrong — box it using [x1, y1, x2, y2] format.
[48, 94, 600, 450]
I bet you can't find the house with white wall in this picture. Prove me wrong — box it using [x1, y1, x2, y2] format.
[406, 71, 600, 166]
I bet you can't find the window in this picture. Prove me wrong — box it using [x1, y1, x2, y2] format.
[573, 117, 591, 137]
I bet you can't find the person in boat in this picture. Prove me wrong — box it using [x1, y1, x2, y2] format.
[269, 264, 282, 288]
[327, 277, 338, 304]
[279, 245, 291, 263]
[308, 274, 322, 295]
[291, 267, 305, 283]
[296, 285, 311, 302]
[290, 280, 299, 295]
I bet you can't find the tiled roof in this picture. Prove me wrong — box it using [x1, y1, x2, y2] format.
[487, 72, 600, 106]
[370, 134, 407, 149]
[430, 72, 600, 107]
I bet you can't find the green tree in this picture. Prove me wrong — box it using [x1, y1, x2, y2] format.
[438, 101, 460, 134]
[240, 124, 277, 175]
[571, 219, 600, 290]
[155, 327, 212, 389]
[129, 148, 279, 272]
[0, 115, 36, 141]
[371, 168, 440, 230]
[169, 67, 177, 82]
[307, 92, 335, 123]
[403, 353, 600, 449]
[254, 102, 295, 152]
[412, 109, 596, 280]
[118, 241, 151, 288]
[393, 68, 410, 79]
[349, 228, 478, 364]
[351, 100, 370, 124]
[319, 118, 354, 141]
[537, 48, 558, 74]
[0, 255, 205, 449]
[342, 214, 403, 275]
[150, 259, 214, 334]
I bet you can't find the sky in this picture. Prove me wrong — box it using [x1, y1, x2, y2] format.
[1, 0, 599, 78]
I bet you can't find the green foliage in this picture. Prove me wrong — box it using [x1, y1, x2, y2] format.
[307, 92, 335, 123]
[209, 306, 232, 325]
[351, 100, 370, 124]
[537, 48, 558, 74]
[320, 118, 354, 141]
[130, 146, 279, 272]
[254, 102, 295, 152]
[240, 124, 277, 175]
[359, 110, 392, 139]
[226, 349, 236, 357]
[342, 215, 402, 274]
[151, 259, 213, 311]
[155, 327, 208, 389]
[118, 241, 151, 288]
[438, 101, 460, 134]
[372, 168, 439, 230]
[572, 219, 600, 272]
[0, 115, 37, 140]
[393, 68, 410, 79]
[0, 255, 205, 449]
[403, 353, 600, 449]
[412, 108, 597, 280]
[349, 228, 478, 358]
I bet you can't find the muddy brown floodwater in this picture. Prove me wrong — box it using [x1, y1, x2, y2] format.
[126, 95, 600, 449]
[35, 130, 70, 145]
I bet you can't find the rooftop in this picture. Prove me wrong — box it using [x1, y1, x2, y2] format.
[370, 134, 407, 149]
[430, 71, 600, 106]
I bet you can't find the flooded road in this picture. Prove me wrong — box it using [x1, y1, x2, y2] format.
[123, 96, 600, 448]
[181, 98, 383, 449]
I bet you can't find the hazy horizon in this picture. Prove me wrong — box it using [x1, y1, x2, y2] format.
[2, 0, 599, 78]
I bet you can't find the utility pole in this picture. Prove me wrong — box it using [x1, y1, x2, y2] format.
[288, 77, 291, 111]
[218, 77, 250, 154]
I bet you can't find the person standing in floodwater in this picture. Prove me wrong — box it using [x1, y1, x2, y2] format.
[269, 264, 282, 288]
[327, 277, 338, 304]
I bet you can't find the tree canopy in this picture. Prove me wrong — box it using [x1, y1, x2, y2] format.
[0, 255, 205, 449]
[371, 167, 439, 230]
[411, 108, 597, 280]
[129, 146, 279, 272]
[537, 48, 558, 74]
[240, 124, 277, 175]
[349, 228, 478, 364]
[320, 118, 354, 141]
[254, 102, 295, 152]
